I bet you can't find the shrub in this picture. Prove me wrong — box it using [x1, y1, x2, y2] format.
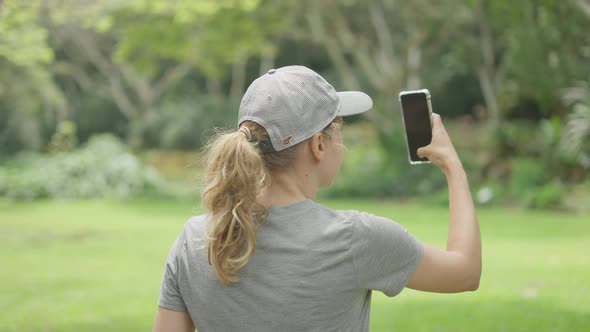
[561, 80, 590, 170]
[322, 141, 445, 199]
[0, 134, 166, 200]
[140, 96, 238, 149]
[508, 158, 565, 209]
[524, 181, 564, 209]
[509, 158, 548, 197]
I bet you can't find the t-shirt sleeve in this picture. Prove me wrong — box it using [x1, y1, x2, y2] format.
[351, 211, 424, 297]
[158, 227, 188, 312]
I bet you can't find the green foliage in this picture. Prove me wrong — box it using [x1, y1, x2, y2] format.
[0, 103, 46, 154]
[107, 0, 281, 77]
[469, 0, 590, 118]
[525, 181, 565, 209]
[49, 121, 78, 153]
[509, 158, 548, 197]
[0, 1, 65, 150]
[508, 158, 565, 209]
[140, 96, 238, 149]
[562, 179, 590, 213]
[0, 0, 588, 206]
[70, 93, 128, 143]
[561, 80, 590, 169]
[0, 134, 165, 200]
[323, 137, 445, 199]
[0, 0, 53, 66]
[501, 2, 590, 113]
[324, 143, 395, 198]
[492, 121, 537, 157]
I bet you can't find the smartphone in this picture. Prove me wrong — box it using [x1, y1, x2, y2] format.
[399, 89, 433, 164]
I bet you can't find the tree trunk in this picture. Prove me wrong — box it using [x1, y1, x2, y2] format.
[406, 42, 422, 89]
[573, 0, 590, 18]
[477, 67, 499, 126]
[305, 7, 360, 90]
[230, 57, 248, 99]
[477, 0, 500, 126]
[259, 51, 275, 75]
[207, 77, 223, 107]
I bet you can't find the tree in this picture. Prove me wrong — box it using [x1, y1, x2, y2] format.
[472, 0, 589, 120]
[561, 80, 590, 170]
[284, 0, 469, 157]
[46, 0, 286, 147]
[0, 0, 65, 152]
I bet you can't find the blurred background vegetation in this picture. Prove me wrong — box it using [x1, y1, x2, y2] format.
[1, 0, 589, 210]
[2, 1, 590, 331]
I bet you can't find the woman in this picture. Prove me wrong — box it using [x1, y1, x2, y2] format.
[153, 66, 481, 332]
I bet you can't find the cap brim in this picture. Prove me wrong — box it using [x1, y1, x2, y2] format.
[337, 91, 373, 116]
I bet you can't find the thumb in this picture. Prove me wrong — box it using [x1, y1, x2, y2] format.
[417, 146, 429, 159]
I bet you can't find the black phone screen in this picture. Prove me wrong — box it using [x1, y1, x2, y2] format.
[400, 92, 432, 163]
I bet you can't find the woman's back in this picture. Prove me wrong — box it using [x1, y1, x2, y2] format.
[159, 199, 422, 332]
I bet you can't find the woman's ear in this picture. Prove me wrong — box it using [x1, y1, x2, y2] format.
[309, 132, 326, 161]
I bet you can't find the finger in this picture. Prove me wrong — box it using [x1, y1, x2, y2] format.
[417, 146, 428, 158]
[431, 113, 442, 128]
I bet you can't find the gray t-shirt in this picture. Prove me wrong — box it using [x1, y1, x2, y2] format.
[158, 199, 423, 331]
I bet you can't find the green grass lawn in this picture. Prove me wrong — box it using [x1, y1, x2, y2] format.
[0, 199, 588, 331]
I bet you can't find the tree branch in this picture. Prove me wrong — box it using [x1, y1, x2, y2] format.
[230, 57, 247, 98]
[368, 0, 395, 76]
[423, 15, 463, 65]
[118, 62, 151, 105]
[69, 30, 115, 78]
[65, 29, 138, 118]
[477, 0, 500, 124]
[306, 5, 360, 90]
[152, 63, 192, 101]
[329, 11, 386, 90]
[53, 61, 110, 99]
[573, 0, 590, 18]
[108, 74, 137, 120]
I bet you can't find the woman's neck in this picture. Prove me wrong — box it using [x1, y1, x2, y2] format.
[257, 171, 318, 208]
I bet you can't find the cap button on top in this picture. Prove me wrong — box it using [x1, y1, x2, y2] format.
[267, 68, 277, 75]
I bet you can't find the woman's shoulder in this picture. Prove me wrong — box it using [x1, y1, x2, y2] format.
[185, 214, 208, 226]
[175, 214, 208, 243]
[316, 205, 408, 236]
[312, 202, 370, 222]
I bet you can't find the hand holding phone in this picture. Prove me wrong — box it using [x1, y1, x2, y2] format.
[416, 113, 462, 174]
[399, 89, 461, 172]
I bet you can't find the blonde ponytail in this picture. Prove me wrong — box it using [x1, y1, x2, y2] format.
[202, 117, 343, 285]
[202, 124, 269, 285]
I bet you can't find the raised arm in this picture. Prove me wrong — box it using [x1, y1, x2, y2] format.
[406, 113, 482, 293]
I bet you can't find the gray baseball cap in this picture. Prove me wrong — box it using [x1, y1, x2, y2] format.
[238, 65, 373, 152]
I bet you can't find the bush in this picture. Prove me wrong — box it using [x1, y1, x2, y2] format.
[509, 158, 548, 197]
[0, 134, 166, 200]
[524, 181, 564, 209]
[507, 158, 565, 209]
[323, 143, 395, 198]
[562, 179, 590, 212]
[322, 139, 445, 199]
[0, 107, 47, 155]
[140, 96, 239, 149]
[561, 80, 590, 170]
